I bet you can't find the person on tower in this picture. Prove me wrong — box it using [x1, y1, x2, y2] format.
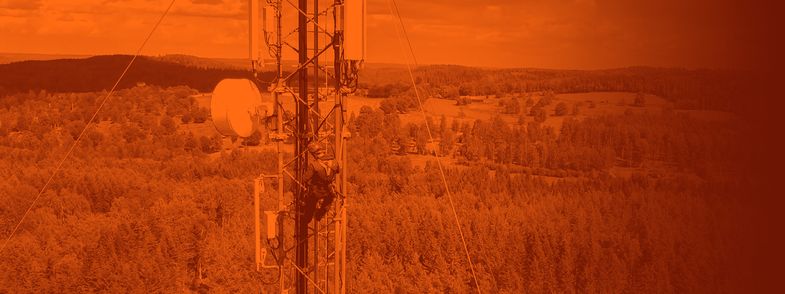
[303, 141, 340, 221]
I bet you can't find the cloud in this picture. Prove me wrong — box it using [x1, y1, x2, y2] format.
[0, 0, 42, 10]
[0, 0, 770, 68]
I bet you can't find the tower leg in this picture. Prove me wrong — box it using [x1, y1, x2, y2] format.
[295, 0, 310, 293]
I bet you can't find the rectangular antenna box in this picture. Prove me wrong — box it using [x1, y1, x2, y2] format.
[249, 0, 261, 61]
[344, 0, 366, 61]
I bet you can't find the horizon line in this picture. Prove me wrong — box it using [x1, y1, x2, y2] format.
[0, 51, 739, 72]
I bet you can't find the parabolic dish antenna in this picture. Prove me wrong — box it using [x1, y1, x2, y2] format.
[210, 79, 272, 137]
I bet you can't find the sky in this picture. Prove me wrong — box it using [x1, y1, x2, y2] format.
[0, 0, 778, 69]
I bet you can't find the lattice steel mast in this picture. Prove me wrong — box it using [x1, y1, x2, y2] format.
[248, 0, 364, 293]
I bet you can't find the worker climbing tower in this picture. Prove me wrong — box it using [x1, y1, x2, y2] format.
[211, 0, 364, 293]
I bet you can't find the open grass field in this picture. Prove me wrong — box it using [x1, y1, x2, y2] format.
[192, 91, 701, 126]
[384, 92, 674, 133]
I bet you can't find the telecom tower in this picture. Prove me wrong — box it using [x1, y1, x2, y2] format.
[211, 1, 364, 293]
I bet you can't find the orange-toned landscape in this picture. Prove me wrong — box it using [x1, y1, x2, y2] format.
[0, 0, 783, 293]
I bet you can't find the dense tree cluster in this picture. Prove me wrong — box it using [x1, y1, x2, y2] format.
[0, 86, 226, 158]
[379, 96, 421, 114]
[345, 110, 748, 293]
[450, 111, 740, 174]
[0, 86, 281, 292]
[348, 164, 747, 293]
[367, 83, 412, 98]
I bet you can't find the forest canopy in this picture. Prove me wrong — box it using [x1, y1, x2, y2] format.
[0, 80, 758, 292]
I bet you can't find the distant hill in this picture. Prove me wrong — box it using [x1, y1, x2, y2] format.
[0, 54, 751, 113]
[359, 64, 748, 112]
[0, 55, 275, 96]
[0, 53, 91, 64]
[151, 54, 251, 70]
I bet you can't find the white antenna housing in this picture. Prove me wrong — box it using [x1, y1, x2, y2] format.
[249, 0, 261, 62]
[344, 0, 366, 61]
[211, 79, 269, 137]
[263, 5, 275, 35]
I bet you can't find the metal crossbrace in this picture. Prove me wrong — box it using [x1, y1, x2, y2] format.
[283, 169, 307, 190]
[315, 105, 339, 134]
[281, 5, 335, 41]
[282, 43, 333, 83]
[282, 134, 335, 169]
[317, 64, 337, 81]
[282, 87, 336, 131]
[283, 41, 300, 54]
[283, 27, 298, 40]
[285, 219, 336, 254]
[290, 260, 326, 294]
[283, 0, 335, 38]
[273, 85, 335, 132]
[284, 87, 328, 122]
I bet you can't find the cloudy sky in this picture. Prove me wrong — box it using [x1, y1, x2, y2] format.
[0, 0, 777, 69]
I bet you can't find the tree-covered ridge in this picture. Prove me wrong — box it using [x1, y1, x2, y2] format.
[0, 55, 273, 96]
